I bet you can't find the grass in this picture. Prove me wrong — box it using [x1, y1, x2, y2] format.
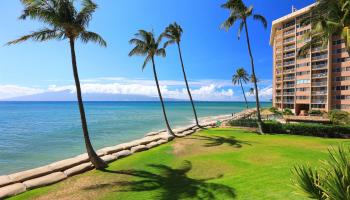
[9, 128, 350, 200]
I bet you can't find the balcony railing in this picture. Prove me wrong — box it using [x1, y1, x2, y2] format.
[284, 45, 295, 51]
[284, 53, 295, 59]
[284, 77, 295, 80]
[284, 61, 295, 66]
[312, 64, 327, 70]
[312, 47, 327, 52]
[312, 82, 327, 87]
[284, 69, 295, 73]
[312, 91, 327, 95]
[284, 37, 295, 43]
[312, 100, 327, 104]
[284, 85, 295, 88]
[283, 92, 295, 96]
[283, 100, 295, 104]
[284, 29, 295, 36]
[312, 73, 327, 78]
[312, 54, 328, 61]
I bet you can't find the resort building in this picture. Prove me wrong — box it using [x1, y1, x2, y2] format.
[270, 3, 350, 115]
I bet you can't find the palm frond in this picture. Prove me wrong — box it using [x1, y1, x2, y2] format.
[6, 28, 62, 45]
[156, 48, 166, 57]
[292, 165, 325, 199]
[237, 21, 244, 39]
[142, 55, 151, 71]
[80, 31, 107, 47]
[253, 14, 267, 29]
[76, 0, 97, 27]
[221, 14, 238, 31]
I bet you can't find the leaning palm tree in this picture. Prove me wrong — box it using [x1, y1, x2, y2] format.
[7, 0, 108, 169]
[232, 68, 249, 109]
[162, 22, 200, 127]
[293, 145, 350, 200]
[299, 0, 350, 56]
[221, 0, 267, 134]
[129, 30, 175, 137]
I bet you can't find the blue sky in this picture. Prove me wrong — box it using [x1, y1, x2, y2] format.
[0, 0, 315, 101]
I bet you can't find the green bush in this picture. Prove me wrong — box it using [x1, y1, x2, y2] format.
[228, 119, 258, 128]
[262, 121, 350, 138]
[308, 110, 322, 116]
[329, 110, 350, 125]
[283, 108, 293, 116]
[269, 107, 283, 115]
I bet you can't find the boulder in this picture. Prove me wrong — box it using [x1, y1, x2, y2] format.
[0, 183, 26, 199]
[130, 145, 148, 153]
[23, 172, 67, 190]
[146, 141, 160, 149]
[113, 150, 132, 159]
[145, 130, 166, 137]
[156, 139, 168, 145]
[64, 163, 93, 177]
[48, 157, 87, 172]
[8, 166, 53, 183]
[101, 155, 117, 163]
[97, 144, 125, 155]
[74, 153, 90, 163]
[0, 175, 12, 187]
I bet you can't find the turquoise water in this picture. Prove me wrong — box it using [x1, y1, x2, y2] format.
[0, 101, 271, 175]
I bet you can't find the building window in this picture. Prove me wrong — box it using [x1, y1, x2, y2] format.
[333, 76, 350, 81]
[332, 39, 345, 45]
[296, 71, 310, 76]
[334, 85, 350, 91]
[297, 79, 311, 84]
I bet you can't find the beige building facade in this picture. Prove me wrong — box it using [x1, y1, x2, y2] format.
[270, 3, 350, 114]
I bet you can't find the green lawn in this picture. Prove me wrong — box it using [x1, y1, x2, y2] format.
[9, 128, 350, 200]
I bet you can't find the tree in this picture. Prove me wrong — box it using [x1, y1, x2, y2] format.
[162, 22, 200, 127]
[129, 30, 175, 137]
[232, 68, 249, 109]
[299, 0, 350, 56]
[293, 145, 350, 200]
[7, 0, 108, 169]
[221, 0, 267, 134]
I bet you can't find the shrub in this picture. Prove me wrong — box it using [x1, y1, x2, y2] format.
[269, 107, 283, 115]
[308, 110, 322, 116]
[293, 145, 350, 200]
[329, 110, 350, 125]
[262, 121, 350, 138]
[283, 108, 293, 116]
[228, 119, 258, 128]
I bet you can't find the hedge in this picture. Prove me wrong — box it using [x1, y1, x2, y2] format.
[228, 119, 350, 138]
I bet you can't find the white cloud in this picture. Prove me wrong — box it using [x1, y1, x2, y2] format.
[0, 85, 44, 99]
[0, 77, 274, 101]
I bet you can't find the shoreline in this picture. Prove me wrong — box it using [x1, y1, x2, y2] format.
[0, 108, 256, 199]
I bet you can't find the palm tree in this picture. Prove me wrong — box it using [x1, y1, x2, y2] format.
[232, 68, 249, 109]
[129, 30, 175, 137]
[221, 0, 267, 134]
[299, 0, 350, 56]
[7, 0, 108, 169]
[293, 145, 350, 200]
[162, 22, 200, 127]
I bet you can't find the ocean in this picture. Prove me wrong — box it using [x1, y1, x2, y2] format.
[0, 101, 271, 175]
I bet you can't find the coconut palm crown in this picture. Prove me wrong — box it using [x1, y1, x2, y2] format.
[232, 68, 250, 109]
[129, 30, 175, 137]
[7, 0, 108, 169]
[162, 22, 200, 127]
[221, 0, 267, 134]
[299, 0, 350, 56]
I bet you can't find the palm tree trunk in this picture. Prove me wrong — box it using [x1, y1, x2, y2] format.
[69, 38, 107, 169]
[239, 79, 249, 109]
[151, 56, 175, 137]
[177, 42, 200, 127]
[243, 20, 264, 134]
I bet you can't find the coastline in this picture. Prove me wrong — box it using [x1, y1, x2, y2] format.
[0, 108, 256, 199]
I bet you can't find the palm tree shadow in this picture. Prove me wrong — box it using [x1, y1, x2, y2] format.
[188, 135, 251, 148]
[84, 161, 236, 200]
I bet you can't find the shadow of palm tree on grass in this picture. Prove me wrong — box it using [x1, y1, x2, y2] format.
[84, 161, 236, 200]
[189, 135, 251, 148]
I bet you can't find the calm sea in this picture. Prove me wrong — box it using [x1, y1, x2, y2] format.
[0, 101, 271, 175]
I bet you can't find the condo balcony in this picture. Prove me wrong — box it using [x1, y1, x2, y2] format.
[283, 69, 295, 74]
[283, 100, 295, 104]
[312, 82, 327, 87]
[311, 64, 327, 70]
[311, 46, 328, 52]
[284, 60, 295, 66]
[284, 29, 295, 36]
[283, 37, 295, 44]
[284, 84, 295, 88]
[284, 76, 295, 81]
[283, 53, 295, 59]
[312, 73, 327, 79]
[283, 92, 295, 96]
[312, 91, 327, 95]
[311, 54, 328, 61]
[284, 45, 295, 51]
[311, 100, 327, 104]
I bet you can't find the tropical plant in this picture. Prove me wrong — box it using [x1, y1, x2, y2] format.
[329, 110, 350, 125]
[221, 0, 267, 134]
[248, 88, 255, 96]
[283, 108, 294, 116]
[293, 145, 350, 200]
[7, 0, 107, 169]
[162, 22, 200, 127]
[129, 30, 175, 137]
[299, 0, 350, 56]
[232, 68, 250, 109]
